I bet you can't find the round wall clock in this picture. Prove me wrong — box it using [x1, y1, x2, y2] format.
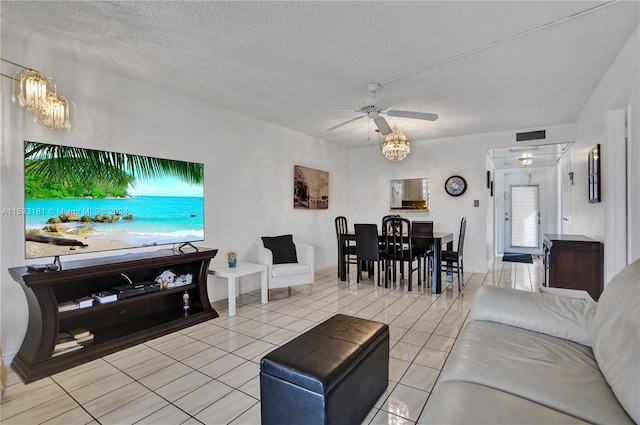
[445, 175, 467, 197]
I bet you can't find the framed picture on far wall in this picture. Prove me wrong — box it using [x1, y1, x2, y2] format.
[294, 165, 329, 209]
[588, 144, 601, 203]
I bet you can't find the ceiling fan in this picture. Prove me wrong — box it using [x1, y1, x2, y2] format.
[326, 83, 438, 135]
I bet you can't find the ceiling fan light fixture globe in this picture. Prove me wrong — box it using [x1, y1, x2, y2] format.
[380, 126, 410, 161]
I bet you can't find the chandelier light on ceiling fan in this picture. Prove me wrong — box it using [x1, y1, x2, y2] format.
[380, 126, 410, 161]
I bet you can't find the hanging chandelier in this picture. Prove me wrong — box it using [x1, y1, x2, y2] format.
[380, 126, 410, 161]
[2, 58, 76, 132]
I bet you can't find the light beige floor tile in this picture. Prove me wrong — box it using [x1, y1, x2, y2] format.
[135, 404, 191, 425]
[198, 353, 246, 379]
[69, 371, 135, 405]
[399, 363, 440, 393]
[98, 392, 168, 425]
[164, 339, 211, 361]
[229, 401, 261, 425]
[54, 361, 121, 393]
[238, 375, 260, 399]
[1, 375, 55, 403]
[82, 381, 150, 418]
[125, 353, 177, 380]
[181, 345, 228, 369]
[217, 360, 259, 388]
[399, 329, 432, 347]
[2, 394, 78, 424]
[381, 383, 429, 422]
[232, 339, 276, 361]
[173, 379, 234, 415]
[195, 390, 258, 424]
[155, 370, 212, 402]
[390, 341, 422, 362]
[40, 406, 95, 425]
[413, 347, 450, 370]
[139, 361, 193, 390]
[389, 358, 412, 383]
[424, 335, 456, 352]
[370, 408, 416, 425]
[0, 381, 67, 420]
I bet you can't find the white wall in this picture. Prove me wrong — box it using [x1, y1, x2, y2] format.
[347, 124, 576, 275]
[571, 25, 640, 282]
[0, 35, 349, 361]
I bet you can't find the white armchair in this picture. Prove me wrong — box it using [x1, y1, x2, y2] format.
[257, 236, 314, 300]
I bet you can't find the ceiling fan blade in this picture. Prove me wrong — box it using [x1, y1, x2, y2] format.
[326, 115, 364, 131]
[373, 116, 392, 135]
[386, 110, 439, 121]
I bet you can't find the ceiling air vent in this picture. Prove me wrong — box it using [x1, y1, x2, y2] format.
[516, 130, 546, 142]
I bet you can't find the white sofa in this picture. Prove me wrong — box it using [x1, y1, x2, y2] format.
[257, 237, 314, 298]
[421, 259, 639, 425]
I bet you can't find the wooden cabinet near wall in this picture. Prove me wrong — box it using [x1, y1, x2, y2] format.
[543, 234, 604, 300]
[8, 248, 218, 383]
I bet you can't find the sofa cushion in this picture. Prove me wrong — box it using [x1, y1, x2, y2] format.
[436, 320, 635, 425]
[262, 235, 298, 264]
[422, 381, 593, 424]
[471, 285, 597, 346]
[592, 259, 640, 423]
[271, 263, 310, 278]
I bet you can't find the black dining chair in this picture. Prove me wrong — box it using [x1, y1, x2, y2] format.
[441, 217, 467, 292]
[382, 217, 420, 290]
[335, 216, 357, 279]
[354, 224, 384, 285]
[412, 221, 434, 286]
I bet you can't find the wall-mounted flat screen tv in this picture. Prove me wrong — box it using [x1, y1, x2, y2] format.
[24, 141, 204, 260]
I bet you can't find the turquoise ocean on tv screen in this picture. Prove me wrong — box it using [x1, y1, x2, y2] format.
[25, 196, 204, 245]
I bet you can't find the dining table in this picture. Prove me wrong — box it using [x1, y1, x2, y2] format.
[338, 231, 454, 294]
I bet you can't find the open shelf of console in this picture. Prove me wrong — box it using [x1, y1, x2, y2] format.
[8, 247, 218, 383]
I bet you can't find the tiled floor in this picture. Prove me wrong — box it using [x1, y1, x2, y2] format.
[1, 255, 543, 425]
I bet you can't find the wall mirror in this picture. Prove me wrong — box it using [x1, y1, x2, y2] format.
[390, 178, 430, 211]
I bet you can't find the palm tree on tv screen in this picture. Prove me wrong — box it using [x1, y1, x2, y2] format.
[24, 141, 203, 195]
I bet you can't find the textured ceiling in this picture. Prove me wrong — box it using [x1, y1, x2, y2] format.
[1, 1, 638, 150]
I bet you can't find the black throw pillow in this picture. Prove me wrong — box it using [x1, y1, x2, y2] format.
[261, 235, 298, 264]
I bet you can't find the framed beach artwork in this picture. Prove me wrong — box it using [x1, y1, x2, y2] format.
[293, 165, 329, 209]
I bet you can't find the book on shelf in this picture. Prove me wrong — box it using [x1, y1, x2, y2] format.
[91, 290, 118, 304]
[55, 333, 79, 351]
[75, 334, 94, 344]
[58, 301, 79, 312]
[75, 296, 94, 309]
[52, 344, 83, 357]
[68, 327, 91, 339]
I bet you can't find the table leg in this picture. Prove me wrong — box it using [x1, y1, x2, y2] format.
[432, 243, 442, 294]
[261, 269, 268, 304]
[339, 238, 346, 281]
[228, 276, 237, 316]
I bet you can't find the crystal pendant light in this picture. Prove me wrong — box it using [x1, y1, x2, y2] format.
[380, 126, 410, 161]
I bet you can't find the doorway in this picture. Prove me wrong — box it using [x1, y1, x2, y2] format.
[507, 185, 539, 251]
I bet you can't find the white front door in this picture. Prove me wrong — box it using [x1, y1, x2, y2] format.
[503, 171, 547, 254]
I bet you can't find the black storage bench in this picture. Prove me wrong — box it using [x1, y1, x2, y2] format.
[260, 314, 389, 425]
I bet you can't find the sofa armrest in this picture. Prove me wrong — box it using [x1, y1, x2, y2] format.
[471, 285, 597, 346]
[539, 286, 594, 301]
[257, 243, 274, 266]
[295, 244, 314, 268]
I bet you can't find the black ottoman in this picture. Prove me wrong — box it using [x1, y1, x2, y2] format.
[260, 314, 389, 425]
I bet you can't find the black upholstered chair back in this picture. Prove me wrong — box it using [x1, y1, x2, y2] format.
[355, 224, 380, 261]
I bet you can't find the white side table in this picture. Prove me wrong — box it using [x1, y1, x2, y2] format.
[208, 262, 268, 316]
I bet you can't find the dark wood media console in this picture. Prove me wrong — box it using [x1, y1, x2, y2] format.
[9, 247, 218, 383]
[543, 234, 603, 300]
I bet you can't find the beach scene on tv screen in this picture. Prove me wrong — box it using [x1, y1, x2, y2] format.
[24, 141, 204, 259]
